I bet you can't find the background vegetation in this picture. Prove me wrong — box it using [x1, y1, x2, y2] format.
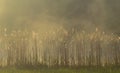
[0, 26, 119, 67]
[0, 0, 120, 73]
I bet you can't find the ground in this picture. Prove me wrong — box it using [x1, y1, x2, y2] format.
[0, 66, 120, 73]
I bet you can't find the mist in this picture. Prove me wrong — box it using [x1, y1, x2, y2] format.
[0, 0, 120, 34]
[0, 0, 120, 68]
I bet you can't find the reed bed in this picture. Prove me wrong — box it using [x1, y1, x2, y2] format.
[0, 27, 119, 67]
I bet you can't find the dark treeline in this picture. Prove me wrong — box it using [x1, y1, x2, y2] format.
[0, 26, 120, 67]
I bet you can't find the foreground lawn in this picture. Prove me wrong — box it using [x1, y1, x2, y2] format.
[0, 66, 120, 73]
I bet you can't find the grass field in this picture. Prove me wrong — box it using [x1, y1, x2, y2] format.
[0, 67, 120, 73]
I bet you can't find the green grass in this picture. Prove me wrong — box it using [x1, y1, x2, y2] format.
[0, 66, 120, 73]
